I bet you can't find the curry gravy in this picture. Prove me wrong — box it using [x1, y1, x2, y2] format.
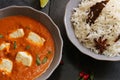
[0, 15, 55, 80]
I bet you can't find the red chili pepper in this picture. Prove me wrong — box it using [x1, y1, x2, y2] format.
[79, 72, 85, 77]
[83, 74, 89, 80]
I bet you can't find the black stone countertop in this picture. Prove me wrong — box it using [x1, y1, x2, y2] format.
[1, 0, 120, 80]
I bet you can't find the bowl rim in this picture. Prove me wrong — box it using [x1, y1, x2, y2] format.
[64, 0, 120, 61]
[0, 5, 63, 79]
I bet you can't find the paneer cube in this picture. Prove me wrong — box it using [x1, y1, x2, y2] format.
[0, 43, 10, 52]
[27, 32, 45, 46]
[16, 51, 32, 66]
[0, 58, 13, 74]
[9, 29, 24, 38]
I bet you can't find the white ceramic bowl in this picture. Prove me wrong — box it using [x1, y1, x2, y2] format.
[0, 6, 63, 80]
[64, 0, 120, 61]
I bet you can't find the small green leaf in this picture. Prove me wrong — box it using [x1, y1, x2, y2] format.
[80, 78, 84, 80]
[0, 34, 4, 38]
[90, 73, 94, 80]
[36, 54, 41, 66]
[25, 45, 30, 50]
[42, 57, 48, 64]
[78, 77, 81, 80]
[13, 41, 17, 49]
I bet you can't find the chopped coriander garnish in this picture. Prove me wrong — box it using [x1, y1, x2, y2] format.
[48, 51, 51, 54]
[0, 34, 4, 38]
[42, 57, 48, 64]
[36, 54, 41, 66]
[25, 45, 30, 50]
[13, 41, 17, 49]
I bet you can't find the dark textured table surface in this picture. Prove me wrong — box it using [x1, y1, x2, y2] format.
[1, 0, 120, 80]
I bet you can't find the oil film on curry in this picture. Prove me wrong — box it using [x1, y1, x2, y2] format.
[0, 15, 55, 80]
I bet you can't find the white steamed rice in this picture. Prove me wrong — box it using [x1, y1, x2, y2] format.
[71, 0, 120, 57]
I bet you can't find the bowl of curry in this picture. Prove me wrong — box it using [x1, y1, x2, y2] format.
[0, 6, 63, 80]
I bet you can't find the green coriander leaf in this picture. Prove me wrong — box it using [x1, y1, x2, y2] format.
[36, 54, 41, 66]
[13, 41, 17, 49]
[48, 50, 51, 54]
[42, 57, 48, 64]
[25, 45, 30, 50]
[0, 34, 4, 38]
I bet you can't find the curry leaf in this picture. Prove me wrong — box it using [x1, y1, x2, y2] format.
[42, 57, 48, 64]
[36, 54, 41, 66]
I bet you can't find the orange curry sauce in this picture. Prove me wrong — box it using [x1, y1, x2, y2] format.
[0, 16, 55, 80]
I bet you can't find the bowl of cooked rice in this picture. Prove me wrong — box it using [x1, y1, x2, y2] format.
[64, 0, 120, 61]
